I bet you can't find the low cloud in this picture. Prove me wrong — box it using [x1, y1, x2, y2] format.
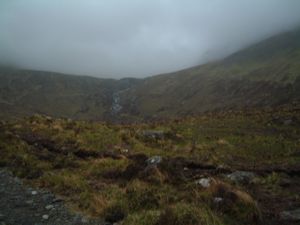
[0, 0, 300, 78]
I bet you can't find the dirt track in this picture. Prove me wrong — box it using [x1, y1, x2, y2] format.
[0, 169, 104, 225]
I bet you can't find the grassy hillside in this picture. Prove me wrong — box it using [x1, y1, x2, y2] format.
[121, 29, 300, 119]
[1, 29, 300, 225]
[1, 29, 300, 120]
[1, 104, 299, 224]
[0, 69, 140, 120]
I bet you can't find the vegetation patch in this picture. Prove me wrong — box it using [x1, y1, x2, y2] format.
[0, 104, 299, 224]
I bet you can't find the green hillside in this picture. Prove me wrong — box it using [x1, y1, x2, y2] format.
[1, 28, 300, 225]
[121, 29, 300, 119]
[0, 69, 140, 120]
[1, 29, 300, 120]
[1, 104, 299, 224]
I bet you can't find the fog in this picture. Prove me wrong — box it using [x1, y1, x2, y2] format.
[1, 0, 300, 78]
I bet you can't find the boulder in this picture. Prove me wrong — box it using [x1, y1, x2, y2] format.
[227, 171, 255, 184]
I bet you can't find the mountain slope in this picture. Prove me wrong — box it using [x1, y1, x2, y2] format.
[1, 29, 300, 120]
[0, 69, 140, 120]
[120, 29, 300, 119]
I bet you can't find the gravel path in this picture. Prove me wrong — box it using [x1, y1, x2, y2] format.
[0, 169, 104, 225]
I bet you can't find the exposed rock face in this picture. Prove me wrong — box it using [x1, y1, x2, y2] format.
[111, 92, 123, 115]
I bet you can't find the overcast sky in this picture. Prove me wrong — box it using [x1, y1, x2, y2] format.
[0, 0, 300, 78]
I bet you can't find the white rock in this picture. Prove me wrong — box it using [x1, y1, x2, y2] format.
[42, 214, 49, 220]
[31, 191, 38, 195]
[45, 204, 54, 210]
[146, 156, 162, 166]
[121, 149, 129, 153]
[196, 178, 211, 188]
[214, 197, 223, 203]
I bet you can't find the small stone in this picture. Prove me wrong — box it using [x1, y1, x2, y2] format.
[279, 178, 292, 187]
[0, 213, 5, 221]
[81, 218, 89, 224]
[52, 197, 63, 203]
[42, 194, 53, 201]
[217, 164, 229, 172]
[280, 209, 300, 221]
[31, 190, 38, 195]
[141, 130, 165, 140]
[42, 214, 49, 220]
[121, 149, 129, 153]
[73, 214, 82, 223]
[45, 204, 54, 210]
[13, 177, 22, 185]
[26, 200, 33, 204]
[196, 178, 211, 188]
[227, 171, 255, 184]
[146, 156, 162, 166]
[283, 119, 293, 125]
[214, 197, 223, 203]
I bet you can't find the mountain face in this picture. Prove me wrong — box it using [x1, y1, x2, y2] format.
[120, 29, 300, 119]
[0, 69, 140, 120]
[1, 29, 300, 121]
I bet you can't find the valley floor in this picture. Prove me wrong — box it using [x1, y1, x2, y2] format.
[0, 104, 300, 225]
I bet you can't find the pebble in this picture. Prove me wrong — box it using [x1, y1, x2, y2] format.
[13, 177, 22, 185]
[31, 191, 38, 195]
[280, 209, 300, 221]
[214, 197, 223, 203]
[146, 155, 162, 166]
[26, 200, 34, 204]
[196, 178, 212, 188]
[227, 171, 255, 184]
[45, 204, 54, 210]
[42, 214, 49, 220]
[81, 218, 89, 224]
[52, 197, 63, 203]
